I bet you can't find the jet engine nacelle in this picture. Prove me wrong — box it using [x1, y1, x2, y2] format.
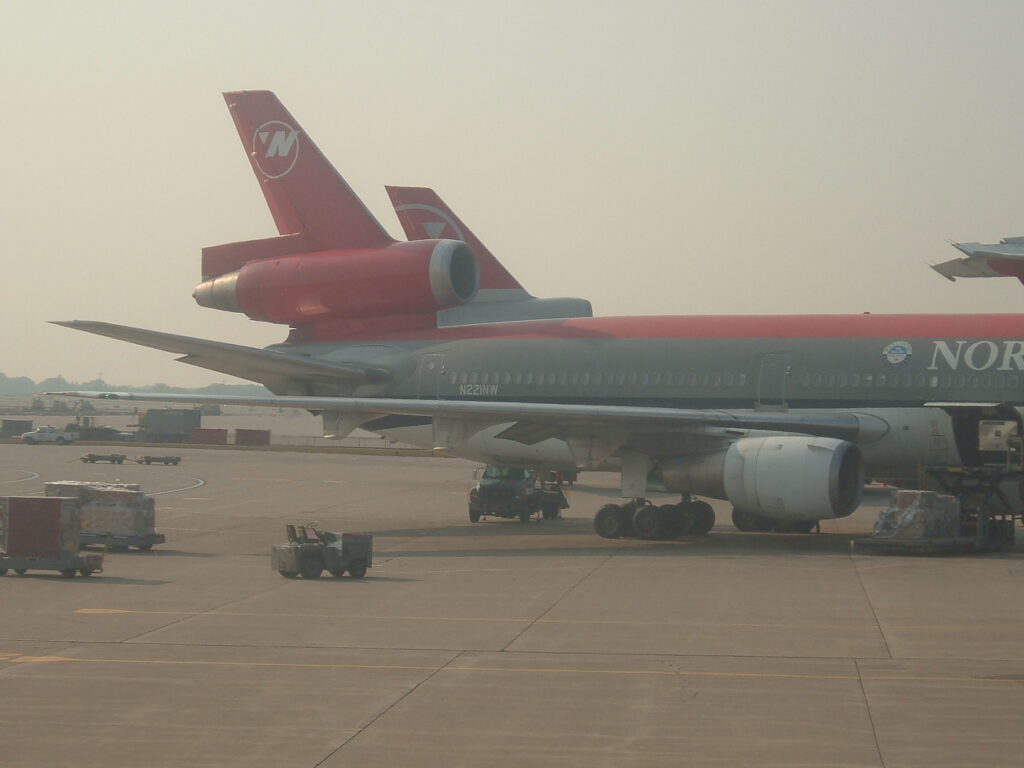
[193, 239, 478, 325]
[661, 436, 864, 521]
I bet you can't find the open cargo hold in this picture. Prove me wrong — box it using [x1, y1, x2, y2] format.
[45, 481, 165, 551]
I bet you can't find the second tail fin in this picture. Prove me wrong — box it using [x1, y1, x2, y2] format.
[386, 186, 528, 296]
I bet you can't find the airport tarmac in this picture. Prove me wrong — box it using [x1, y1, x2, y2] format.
[1, 443, 1022, 768]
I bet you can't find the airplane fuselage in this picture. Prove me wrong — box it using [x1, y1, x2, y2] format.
[273, 312, 1024, 487]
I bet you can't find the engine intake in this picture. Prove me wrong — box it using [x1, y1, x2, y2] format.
[193, 239, 478, 325]
[661, 436, 864, 521]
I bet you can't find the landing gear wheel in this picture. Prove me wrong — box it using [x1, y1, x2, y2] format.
[137, 543, 153, 551]
[299, 555, 323, 579]
[469, 507, 481, 523]
[732, 508, 771, 532]
[329, 569, 345, 578]
[542, 505, 559, 520]
[633, 505, 665, 540]
[348, 560, 368, 579]
[687, 501, 716, 536]
[519, 507, 532, 524]
[280, 571, 298, 579]
[0, 569, 7, 576]
[60, 568, 76, 578]
[778, 520, 816, 534]
[664, 504, 694, 538]
[594, 504, 626, 538]
[79, 568, 94, 577]
[15, 569, 27, 576]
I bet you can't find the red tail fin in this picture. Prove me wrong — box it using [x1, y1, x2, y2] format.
[223, 91, 394, 251]
[385, 186, 526, 293]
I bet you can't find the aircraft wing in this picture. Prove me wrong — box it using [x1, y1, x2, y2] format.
[51, 322, 391, 390]
[45, 390, 884, 444]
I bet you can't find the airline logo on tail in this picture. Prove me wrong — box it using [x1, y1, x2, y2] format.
[393, 203, 465, 241]
[253, 121, 300, 178]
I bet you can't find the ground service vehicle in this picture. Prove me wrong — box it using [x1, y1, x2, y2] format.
[468, 466, 568, 523]
[21, 426, 75, 445]
[271, 525, 372, 579]
[137, 455, 181, 465]
[81, 453, 127, 464]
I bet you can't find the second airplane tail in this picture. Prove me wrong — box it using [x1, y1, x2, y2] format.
[386, 186, 529, 297]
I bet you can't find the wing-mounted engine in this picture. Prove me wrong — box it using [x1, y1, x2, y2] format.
[661, 436, 864, 521]
[193, 238, 478, 329]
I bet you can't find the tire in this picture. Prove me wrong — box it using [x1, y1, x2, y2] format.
[594, 504, 625, 538]
[348, 560, 368, 579]
[279, 570, 298, 579]
[0, 569, 7, 576]
[15, 569, 27, 576]
[519, 506, 531, 524]
[24, 438, 36, 445]
[56, 438, 68, 445]
[329, 568, 345, 578]
[732, 508, 771, 532]
[469, 506, 481, 523]
[542, 505, 559, 520]
[299, 554, 323, 579]
[688, 501, 716, 536]
[79, 568, 94, 577]
[137, 543, 153, 552]
[786, 519, 815, 533]
[60, 568, 76, 578]
[633, 505, 665, 540]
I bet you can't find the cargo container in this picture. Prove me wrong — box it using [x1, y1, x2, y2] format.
[235, 428, 271, 446]
[140, 409, 202, 442]
[191, 428, 228, 445]
[45, 482, 165, 551]
[0, 496, 101, 577]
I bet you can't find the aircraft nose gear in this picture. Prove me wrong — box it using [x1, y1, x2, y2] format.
[594, 498, 716, 540]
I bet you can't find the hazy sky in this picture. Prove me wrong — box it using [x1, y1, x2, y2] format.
[4, 0, 1024, 386]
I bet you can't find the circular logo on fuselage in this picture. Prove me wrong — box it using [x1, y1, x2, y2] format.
[883, 341, 912, 366]
[252, 121, 300, 178]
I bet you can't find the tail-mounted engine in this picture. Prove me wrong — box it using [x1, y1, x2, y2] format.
[193, 239, 478, 326]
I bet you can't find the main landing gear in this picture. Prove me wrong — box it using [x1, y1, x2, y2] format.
[593, 498, 716, 540]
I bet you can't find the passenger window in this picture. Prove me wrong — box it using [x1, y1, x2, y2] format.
[469, 372, 479, 384]
[514, 372, 522, 385]
[582, 373, 590, 386]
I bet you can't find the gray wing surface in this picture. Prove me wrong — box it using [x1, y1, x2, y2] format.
[51, 321, 391, 390]
[46, 390, 884, 444]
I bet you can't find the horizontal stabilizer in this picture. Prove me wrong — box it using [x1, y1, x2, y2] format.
[51, 321, 391, 391]
[931, 238, 1024, 283]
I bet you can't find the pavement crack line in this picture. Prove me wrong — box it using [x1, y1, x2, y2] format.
[854, 658, 888, 768]
[499, 547, 622, 652]
[850, 551, 893, 660]
[311, 650, 465, 768]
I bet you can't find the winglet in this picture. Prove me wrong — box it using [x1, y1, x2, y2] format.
[224, 91, 395, 251]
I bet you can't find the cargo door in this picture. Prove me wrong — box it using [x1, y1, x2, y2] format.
[416, 353, 446, 399]
[756, 353, 790, 409]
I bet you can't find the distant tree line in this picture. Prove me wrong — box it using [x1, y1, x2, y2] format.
[0, 372, 270, 397]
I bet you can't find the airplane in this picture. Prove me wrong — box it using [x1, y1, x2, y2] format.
[385, 185, 592, 324]
[52, 89, 1024, 540]
[931, 237, 1024, 284]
